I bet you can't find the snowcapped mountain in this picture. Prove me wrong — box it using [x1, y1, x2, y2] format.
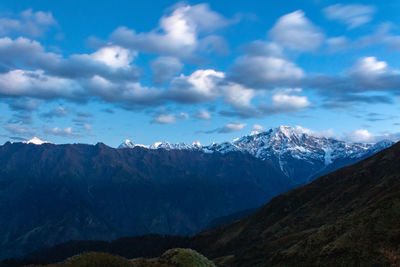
[23, 137, 50, 145]
[119, 139, 203, 151]
[119, 126, 394, 183]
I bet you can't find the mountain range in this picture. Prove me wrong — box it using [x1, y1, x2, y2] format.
[8, 137, 400, 266]
[119, 126, 393, 184]
[0, 126, 394, 260]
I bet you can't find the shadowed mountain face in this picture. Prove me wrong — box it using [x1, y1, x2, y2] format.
[191, 142, 400, 266]
[0, 142, 291, 260]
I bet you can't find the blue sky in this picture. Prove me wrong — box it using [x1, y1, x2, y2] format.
[0, 0, 400, 146]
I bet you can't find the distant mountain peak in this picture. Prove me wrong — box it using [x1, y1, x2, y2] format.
[23, 137, 49, 145]
[118, 139, 148, 149]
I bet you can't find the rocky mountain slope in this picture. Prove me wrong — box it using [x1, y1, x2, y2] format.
[0, 142, 290, 260]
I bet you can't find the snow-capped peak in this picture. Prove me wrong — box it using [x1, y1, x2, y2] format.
[192, 141, 202, 147]
[24, 137, 49, 145]
[118, 139, 148, 149]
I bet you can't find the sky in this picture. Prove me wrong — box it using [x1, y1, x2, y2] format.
[0, 0, 400, 147]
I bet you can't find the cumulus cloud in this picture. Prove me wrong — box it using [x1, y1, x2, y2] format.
[347, 57, 400, 91]
[168, 69, 225, 103]
[230, 55, 304, 88]
[271, 91, 310, 111]
[151, 56, 183, 85]
[220, 82, 256, 109]
[0, 9, 57, 37]
[346, 129, 373, 143]
[110, 3, 234, 59]
[0, 38, 141, 83]
[86, 76, 164, 107]
[323, 4, 375, 29]
[269, 10, 324, 51]
[295, 125, 334, 138]
[305, 56, 400, 108]
[0, 69, 83, 99]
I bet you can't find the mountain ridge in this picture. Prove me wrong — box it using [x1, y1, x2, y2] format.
[119, 126, 394, 184]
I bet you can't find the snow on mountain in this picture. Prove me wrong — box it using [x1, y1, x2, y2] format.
[118, 126, 393, 162]
[118, 139, 148, 149]
[118, 126, 394, 183]
[23, 137, 49, 145]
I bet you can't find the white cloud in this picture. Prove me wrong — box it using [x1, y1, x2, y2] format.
[231, 55, 304, 88]
[252, 124, 264, 131]
[219, 122, 247, 133]
[90, 46, 135, 68]
[110, 3, 233, 59]
[0, 9, 57, 37]
[295, 126, 334, 138]
[345, 57, 400, 91]
[194, 109, 211, 120]
[346, 129, 373, 143]
[323, 4, 375, 29]
[168, 69, 225, 103]
[269, 10, 324, 51]
[45, 127, 80, 137]
[251, 124, 265, 134]
[271, 92, 310, 110]
[0, 69, 82, 99]
[86, 76, 163, 106]
[151, 114, 176, 124]
[221, 82, 256, 109]
[350, 57, 388, 77]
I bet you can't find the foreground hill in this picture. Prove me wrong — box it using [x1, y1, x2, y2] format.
[0, 142, 290, 259]
[29, 249, 215, 267]
[192, 142, 400, 266]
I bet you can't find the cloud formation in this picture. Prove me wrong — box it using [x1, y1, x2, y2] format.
[0, 9, 57, 37]
[323, 4, 375, 29]
[194, 109, 211, 120]
[110, 3, 234, 59]
[151, 56, 183, 85]
[270, 10, 324, 51]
